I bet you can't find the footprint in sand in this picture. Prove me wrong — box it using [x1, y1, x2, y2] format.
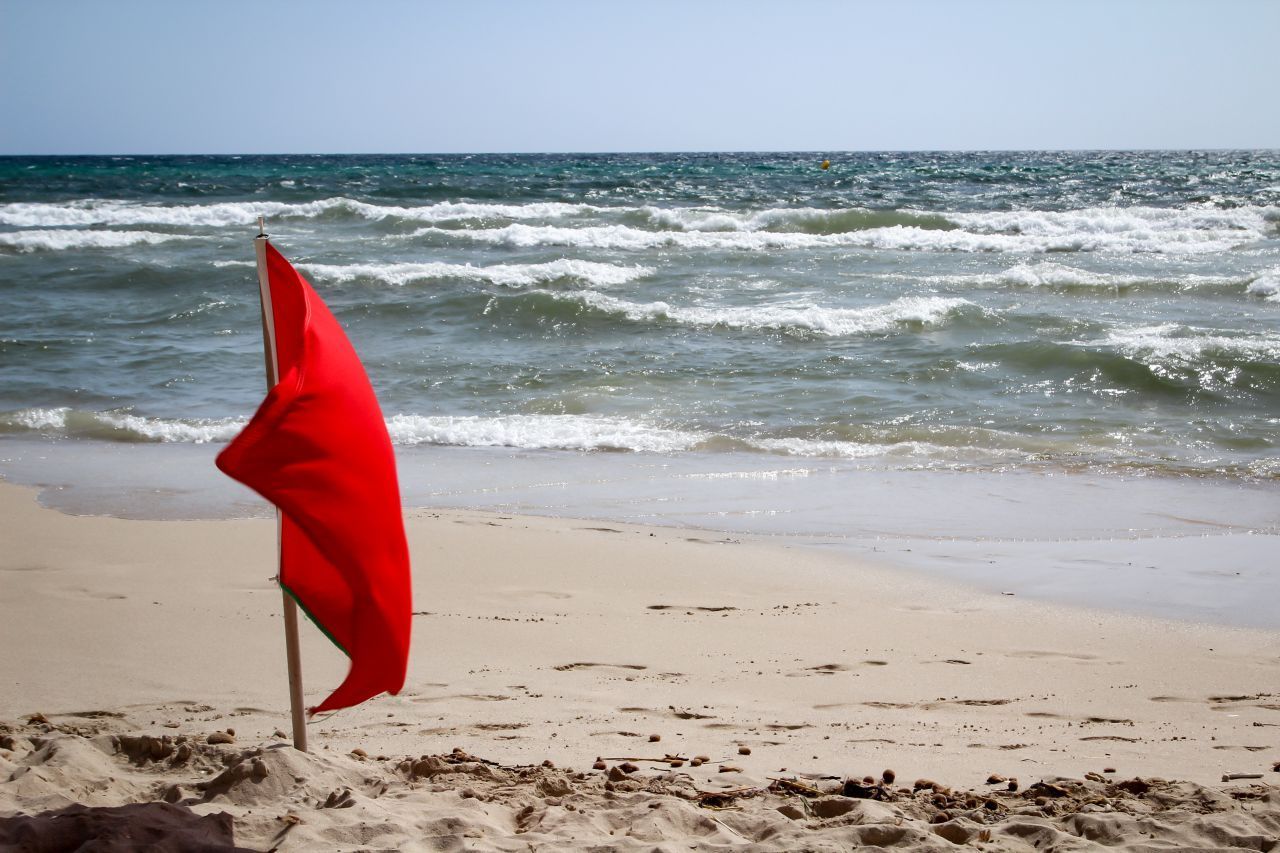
[553, 662, 647, 672]
[786, 663, 853, 677]
[1006, 650, 1098, 661]
[647, 604, 738, 612]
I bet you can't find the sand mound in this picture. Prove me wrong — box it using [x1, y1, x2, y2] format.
[0, 802, 250, 852]
[3, 717, 1280, 851]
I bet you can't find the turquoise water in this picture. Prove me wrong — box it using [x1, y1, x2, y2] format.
[1, 152, 1278, 479]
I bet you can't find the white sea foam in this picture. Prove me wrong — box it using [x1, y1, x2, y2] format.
[946, 206, 1275, 254]
[0, 406, 1018, 461]
[385, 414, 702, 453]
[94, 412, 246, 443]
[300, 259, 652, 288]
[3, 407, 69, 430]
[943, 261, 1241, 290]
[1246, 270, 1280, 301]
[634, 205, 950, 233]
[1086, 324, 1280, 363]
[550, 292, 975, 336]
[0, 229, 193, 252]
[418, 216, 1265, 254]
[413, 223, 853, 250]
[0, 197, 601, 228]
[0, 407, 245, 442]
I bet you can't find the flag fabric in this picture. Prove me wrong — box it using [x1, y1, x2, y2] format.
[216, 242, 411, 715]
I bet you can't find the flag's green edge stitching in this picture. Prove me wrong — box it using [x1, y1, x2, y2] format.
[280, 580, 349, 657]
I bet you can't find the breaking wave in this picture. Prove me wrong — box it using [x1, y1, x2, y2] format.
[936, 261, 1249, 293]
[0, 408, 245, 443]
[0, 198, 601, 228]
[1246, 270, 1280, 302]
[0, 229, 193, 252]
[416, 209, 1271, 253]
[300, 259, 652, 288]
[1086, 324, 1280, 364]
[536, 292, 978, 337]
[0, 407, 1009, 461]
[631, 206, 956, 234]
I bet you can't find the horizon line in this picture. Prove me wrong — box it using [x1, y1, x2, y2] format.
[2, 147, 1278, 158]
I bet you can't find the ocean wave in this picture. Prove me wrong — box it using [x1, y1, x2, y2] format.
[0, 407, 245, 442]
[0, 198, 601, 228]
[0, 407, 1011, 461]
[538, 292, 977, 336]
[943, 261, 1244, 292]
[300, 259, 652, 288]
[632, 206, 955, 234]
[1085, 324, 1280, 364]
[0, 229, 193, 252]
[385, 414, 1003, 459]
[946, 205, 1275, 254]
[1246, 270, 1280, 302]
[415, 219, 1262, 254]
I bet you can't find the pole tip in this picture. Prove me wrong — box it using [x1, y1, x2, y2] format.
[257, 215, 266, 238]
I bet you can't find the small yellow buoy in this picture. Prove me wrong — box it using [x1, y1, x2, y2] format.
[820, 159, 830, 170]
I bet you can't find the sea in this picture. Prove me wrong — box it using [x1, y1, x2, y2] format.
[1, 152, 1277, 625]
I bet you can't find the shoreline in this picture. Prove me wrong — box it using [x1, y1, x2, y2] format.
[2, 438, 1277, 630]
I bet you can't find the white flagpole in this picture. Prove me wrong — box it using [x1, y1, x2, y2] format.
[254, 216, 308, 752]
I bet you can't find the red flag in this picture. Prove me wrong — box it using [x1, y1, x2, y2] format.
[216, 243, 411, 714]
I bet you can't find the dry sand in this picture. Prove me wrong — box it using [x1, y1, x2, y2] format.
[2, 479, 1279, 850]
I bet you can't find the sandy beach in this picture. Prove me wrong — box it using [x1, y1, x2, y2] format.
[3, 478, 1279, 850]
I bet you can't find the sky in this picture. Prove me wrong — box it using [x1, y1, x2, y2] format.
[1, 0, 1276, 154]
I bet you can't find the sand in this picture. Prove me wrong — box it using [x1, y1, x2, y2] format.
[2, 479, 1279, 850]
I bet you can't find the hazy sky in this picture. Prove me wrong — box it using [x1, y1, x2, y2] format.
[2, 0, 1276, 154]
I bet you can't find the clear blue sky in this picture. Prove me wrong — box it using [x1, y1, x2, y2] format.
[2, 0, 1276, 154]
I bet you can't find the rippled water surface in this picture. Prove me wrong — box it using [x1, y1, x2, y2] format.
[2, 152, 1278, 479]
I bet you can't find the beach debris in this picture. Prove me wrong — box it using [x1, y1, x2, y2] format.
[986, 773, 1006, 784]
[1025, 780, 1070, 798]
[768, 777, 823, 797]
[648, 734, 661, 742]
[592, 759, 607, 770]
[1103, 767, 1117, 774]
[694, 754, 711, 763]
[321, 788, 355, 809]
[690, 758, 703, 767]
[881, 769, 895, 785]
[619, 762, 639, 774]
[206, 731, 235, 745]
[1222, 773, 1264, 782]
[738, 746, 751, 755]
[719, 764, 743, 773]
